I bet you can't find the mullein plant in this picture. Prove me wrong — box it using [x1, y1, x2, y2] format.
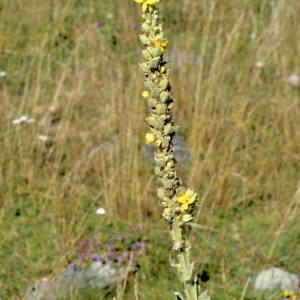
[133, 1, 210, 300]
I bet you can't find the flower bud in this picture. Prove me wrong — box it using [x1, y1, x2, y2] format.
[159, 78, 169, 90]
[156, 104, 167, 115]
[147, 98, 157, 109]
[160, 91, 170, 102]
[142, 49, 152, 60]
[164, 123, 174, 135]
[149, 57, 160, 69]
[141, 23, 150, 33]
[139, 34, 150, 45]
[139, 62, 150, 74]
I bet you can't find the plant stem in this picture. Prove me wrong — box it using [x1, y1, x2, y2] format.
[133, 1, 210, 299]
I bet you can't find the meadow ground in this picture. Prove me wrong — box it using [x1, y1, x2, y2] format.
[0, 0, 300, 299]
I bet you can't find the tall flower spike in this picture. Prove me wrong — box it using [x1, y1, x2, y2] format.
[133, 1, 210, 299]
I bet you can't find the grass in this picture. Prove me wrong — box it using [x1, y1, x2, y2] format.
[0, 0, 300, 299]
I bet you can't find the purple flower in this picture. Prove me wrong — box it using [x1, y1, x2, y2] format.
[77, 255, 86, 261]
[91, 255, 101, 262]
[96, 21, 105, 28]
[106, 253, 118, 261]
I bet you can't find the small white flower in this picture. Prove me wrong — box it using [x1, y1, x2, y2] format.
[287, 74, 300, 87]
[96, 208, 106, 215]
[255, 61, 264, 69]
[12, 115, 36, 125]
[36, 135, 52, 142]
[0, 71, 7, 77]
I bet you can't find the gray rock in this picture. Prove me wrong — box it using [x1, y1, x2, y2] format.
[254, 267, 300, 293]
[25, 261, 127, 300]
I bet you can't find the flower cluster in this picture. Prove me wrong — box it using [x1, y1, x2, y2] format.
[134, 0, 198, 226]
[70, 233, 148, 271]
[282, 291, 297, 300]
[134, 0, 160, 12]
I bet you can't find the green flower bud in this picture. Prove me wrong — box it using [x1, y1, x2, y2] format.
[163, 179, 174, 189]
[157, 187, 165, 199]
[156, 104, 167, 115]
[152, 87, 161, 98]
[160, 66, 166, 73]
[139, 34, 150, 45]
[146, 116, 164, 130]
[142, 49, 152, 60]
[159, 78, 169, 90]
[149, 57, 160, 69]
[182, 214, 193, 223]
[155, 153, 169, 167]
[160, 91, 170, 102]
[148, 98, 157, 109]
[141, 23, 150, 33]
[149, 46, 161, 57]
[164, 123, 174, 135]
[166, 161, 174, 168]
[139, 62, 150, 74]
[144, 79, 154, 90]
[162, 208, 173, 221]
[162, 136, 171, 148]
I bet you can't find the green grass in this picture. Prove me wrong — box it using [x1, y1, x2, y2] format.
[1, 0, 300, 299]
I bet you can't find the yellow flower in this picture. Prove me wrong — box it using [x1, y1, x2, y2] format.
[177, 189, 197, 211]
[142, 91, 150, 98]
[155, 139, 161, 147]
[145, 132, 155, 144]
[134, 0, 159, 12]
[282, 290, 297, 300]
[154, 39, 168, 53]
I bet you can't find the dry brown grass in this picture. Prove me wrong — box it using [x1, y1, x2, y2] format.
[1, 0, 300, 299]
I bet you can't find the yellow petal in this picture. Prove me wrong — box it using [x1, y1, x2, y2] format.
[142, 2, 147, 11]
[145, 133, 155, 144]
[142, 91, 150, 98]
[134, 0, 143, 3]
[155, 139, 161, 147]
[178, 194, 188, 204]
[181, 203, 189, 211]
